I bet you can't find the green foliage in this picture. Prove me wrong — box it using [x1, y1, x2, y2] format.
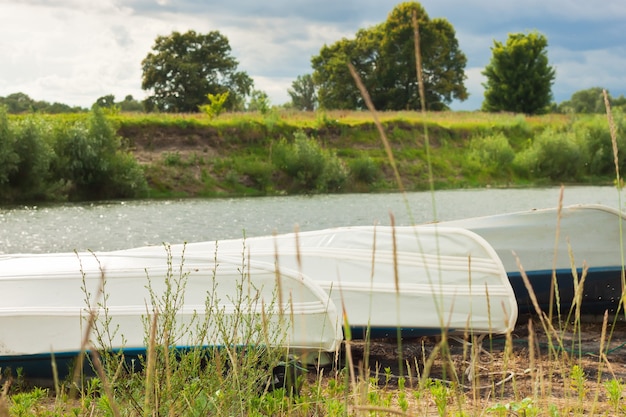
[85, 245, 292, 417]
[234, 156, 275, 190]
[575, 114, 626, 176]
[272, 131, 347, 192]
[487, 397, 538, 417]
[312, 1, 468, 110]
[9, 387, 48, 417]
[200, 92, 230, 119]
[50, 106, 147, 200]
[482, 31, 556, 114]
[95, 94, 116, 108]
[427, 379, 449, 417]
[288, 74, 317, 111]
[0, 92, 85, 114]
[603, 379, 624, 413]
[247, 90, 271, 114]
[9, 116, 55, 199]
[513, 128, 583, 181]
[118, 95, 145, 112]
[0, 106, 19, 185]
[141, 30, 253, 112]
[569, 364, 587, 403]
[349, 156, 382, 184]
[558, 87, 606, 114]
[468, 133, 515, 175]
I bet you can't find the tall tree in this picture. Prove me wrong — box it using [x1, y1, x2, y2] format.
[95, 94, 116, 108]
[141, 30, 253, 112]
[1, 92, 35, 113]
[247, 89, 271, 113]
[557, 87, 606, 114]
[482, 31, 556, 115]
[311, 2, 468, 110]
[288, 74, 317, 111]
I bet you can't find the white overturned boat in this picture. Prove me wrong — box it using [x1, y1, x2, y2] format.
[123, 225, 519, 338]
[437, 204, 626, 316]
[0, 251, 343, 378]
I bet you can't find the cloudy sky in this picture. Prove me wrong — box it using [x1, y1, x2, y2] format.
[1, 0, 625, 111]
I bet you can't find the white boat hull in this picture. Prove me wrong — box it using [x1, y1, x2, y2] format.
[437, 204, 626, 316]
[0, 251, 343, 376]
[123, 225, 518, 337]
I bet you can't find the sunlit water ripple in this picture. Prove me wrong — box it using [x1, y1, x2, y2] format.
[1, 186, 623, 254]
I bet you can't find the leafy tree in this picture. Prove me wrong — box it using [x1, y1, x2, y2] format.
[141, 30, 253, 112]
[288, 74, 317, 111]
[247, 89, 271, 113]
[95, 94, 116, 108]
[556, 87, 626, 114]
[0, 93, 85, 114]
[311, 2, 468, 110]
[482, 31, 556, 114]
[46, 101, 82, 114]
[118, 95, 144, 112]
[199, 92, 229, 119]
[312, 37, 367, 109]
[1, 92, 35, 113]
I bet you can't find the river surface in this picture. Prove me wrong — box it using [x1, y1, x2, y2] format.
[1, 186, 623, 254]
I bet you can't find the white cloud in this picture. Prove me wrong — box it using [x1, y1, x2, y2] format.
[0, 0, 625, 109]
[551, 47, 626, 100]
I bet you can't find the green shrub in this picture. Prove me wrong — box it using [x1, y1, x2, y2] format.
[502, 115, 533, 147]
[53, 106, 147, 200]
[9, 116, 55, 199]
[200, 92, 229, 119]
[575, 114, 626, 176]
[163, 151, 183, 166]
[467, 133, 515, 175]
[513, 128, 583, 181]
[319, 152, 348, 192]
[0, 106, 19, 185]
[235, 156, 274, 190]
[272, 131, 347, 192]
[349, 156, 382, 184]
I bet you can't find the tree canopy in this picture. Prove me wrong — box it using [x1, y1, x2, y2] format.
[556, 87, 626, 114]
[288, 74, 317, 111]
[482, 31, 556, 115]
[310, 2, 468, 111]
[141, 30, 253, 112]
[0, 92, 83, 114]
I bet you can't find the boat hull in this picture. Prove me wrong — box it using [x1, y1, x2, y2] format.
[0, 252, 343, 378]
[437, 204, 626, 317]
[126, 226, 519, 337]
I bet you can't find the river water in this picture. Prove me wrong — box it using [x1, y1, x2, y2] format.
[0, 185, 623, 254]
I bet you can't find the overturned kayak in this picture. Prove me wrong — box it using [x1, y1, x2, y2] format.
[437, 204, 626, 317]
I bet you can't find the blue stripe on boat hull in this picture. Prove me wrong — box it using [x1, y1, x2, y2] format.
[508, 266, 624, 316]
[0, 326, 451, 380]
[0, 348, 148, 381]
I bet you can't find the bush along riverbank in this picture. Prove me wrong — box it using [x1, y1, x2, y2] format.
[0, 107, 623, 203]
